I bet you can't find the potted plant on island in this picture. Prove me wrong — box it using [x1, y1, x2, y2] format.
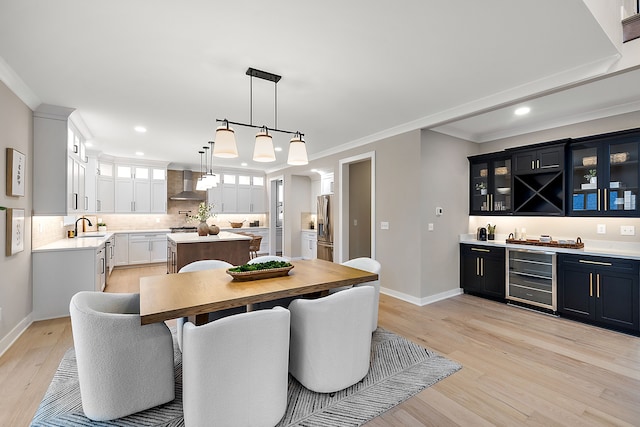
[97, 222, 107, 232]
[189, 202, 218, 236]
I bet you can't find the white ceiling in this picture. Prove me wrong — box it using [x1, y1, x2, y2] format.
[0, 0, 637, 172]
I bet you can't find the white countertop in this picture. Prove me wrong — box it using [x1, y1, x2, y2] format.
[33, 232, 116, 252]
[167, 231, 252, 244]
[459, 234, 640, 260]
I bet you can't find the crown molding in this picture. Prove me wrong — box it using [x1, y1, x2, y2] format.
[0, 55, 40, 110]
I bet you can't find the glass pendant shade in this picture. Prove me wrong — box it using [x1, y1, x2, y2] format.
[253, 131, 276, 162]
[213, 125, 238, 158]
[287, 134, 309, 165]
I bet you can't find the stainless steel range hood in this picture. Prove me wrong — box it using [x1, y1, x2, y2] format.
[169, 170, 205, 201]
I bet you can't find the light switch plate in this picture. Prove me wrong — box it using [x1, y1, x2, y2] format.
[380, 221, 389, 230]
[621, 225, 635, 236]
[428, 223, 434, 231]
[597, 224, 606, 234]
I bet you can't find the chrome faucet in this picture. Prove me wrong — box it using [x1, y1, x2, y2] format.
[74, 217, 92, 237]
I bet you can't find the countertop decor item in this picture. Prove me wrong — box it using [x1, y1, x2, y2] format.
[188, 202, 215, 236]
[505, 237, 584, 249]
[229, 221, 244, 228]
[208, 224, 220, 235]
[487, 224, 496, 240]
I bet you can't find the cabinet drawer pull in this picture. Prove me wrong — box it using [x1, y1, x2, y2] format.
[578, 260, 612, 266]
[596, 273, 600, 298]
[536, 159, 540, 169]
[471, 248, 490, 252]
[481, 258, 484, 277]
[476, 257, 479, 276]
[589, 273, 593, 297]
[604, 189, 608, 212]
[597, 189, 600, 211]
[531, 160, 535, 170]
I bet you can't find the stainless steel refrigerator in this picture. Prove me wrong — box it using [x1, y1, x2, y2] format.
[317, 194, 333, 261]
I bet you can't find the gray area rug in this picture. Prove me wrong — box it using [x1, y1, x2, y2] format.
[31, 328, 461, 426]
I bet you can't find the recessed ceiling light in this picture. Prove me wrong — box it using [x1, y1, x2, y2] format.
[135, 151, 144, 156]
[311, 169, 318, 172]
[134, 126, 147, 133]
[514, 107, 531, 116]
[274, 146, 283, 152]
[241, 162, 248, 166]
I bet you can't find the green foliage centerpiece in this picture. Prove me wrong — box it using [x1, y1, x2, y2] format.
[227, 261, 294, 281]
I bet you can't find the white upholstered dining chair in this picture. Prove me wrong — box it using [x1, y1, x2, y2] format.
[331, 257, 381, 332]
[69, 291, 175, 421]
[288, 285, 375, 393]
[182, 307, 290, 427]
[176, 259, 243, 351]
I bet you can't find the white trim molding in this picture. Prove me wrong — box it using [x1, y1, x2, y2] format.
[0, 314, 33, 358]
[0, 55, 40, 109]
[380, 287, 463, 307]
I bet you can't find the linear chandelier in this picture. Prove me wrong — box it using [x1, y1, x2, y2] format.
[214, 67, 309, 166]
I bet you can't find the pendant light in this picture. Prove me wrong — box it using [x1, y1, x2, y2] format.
[214, 68, 308, 165]
[196, 146, 211, 190]
[253, 126, 276, 162]
[213, 119, 238, 158]
[287, 132, 308, 165]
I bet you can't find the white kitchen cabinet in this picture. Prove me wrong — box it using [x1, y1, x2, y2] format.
[95, 245, 106, 291]
[96, 161, 115, 213]
[301, 230, 317, 259]
[115, 165, 148, 213]
[208, 173, 266, 213]
[128, 232, 168, 264]
[114, 233, 129, 266]
[33, 245, 105, 320]
[151, 168, 167, 213]
[33, 105, 90, 215]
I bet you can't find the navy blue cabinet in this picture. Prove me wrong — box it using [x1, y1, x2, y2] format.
[460, 244, 505, 299]
[558, 254, 639, 333]
[568, 129, 639, 217]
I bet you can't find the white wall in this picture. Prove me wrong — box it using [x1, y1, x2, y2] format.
[0, 81, 33, 354]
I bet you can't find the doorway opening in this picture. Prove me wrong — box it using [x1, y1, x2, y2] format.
[338, 151, 376, 263]
[269, 177, 284, 256]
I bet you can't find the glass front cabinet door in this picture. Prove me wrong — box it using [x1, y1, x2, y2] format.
[569, 130, 639, 217]
[469, 154, 512, 215]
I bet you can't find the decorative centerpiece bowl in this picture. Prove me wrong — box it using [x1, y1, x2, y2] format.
[229, 221, 244, 228]
[227, 261, 293, 281]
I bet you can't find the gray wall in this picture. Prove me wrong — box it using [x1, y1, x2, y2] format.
[0, 81, 33, 352]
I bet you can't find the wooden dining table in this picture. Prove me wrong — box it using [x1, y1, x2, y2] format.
[139, 258, 379, 325]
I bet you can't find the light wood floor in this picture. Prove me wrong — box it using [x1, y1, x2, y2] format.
[2, 265, 639, 426]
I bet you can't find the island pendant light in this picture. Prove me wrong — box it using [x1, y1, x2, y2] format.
[287, 132, 309, 165]
[253, 126, 276, 162]
[215, 67, 308, 165]
[213, 119, 238, 158]
[195, 150, 208, 191]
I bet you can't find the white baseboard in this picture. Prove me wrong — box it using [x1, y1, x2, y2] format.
[380, 287, 463, 306]
[0, 313, 33, 358]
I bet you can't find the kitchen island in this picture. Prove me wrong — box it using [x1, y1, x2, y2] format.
[167, 231, 252, 273]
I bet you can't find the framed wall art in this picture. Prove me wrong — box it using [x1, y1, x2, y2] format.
[6, 148, 26, 197]
[6, 208, 25, 256]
